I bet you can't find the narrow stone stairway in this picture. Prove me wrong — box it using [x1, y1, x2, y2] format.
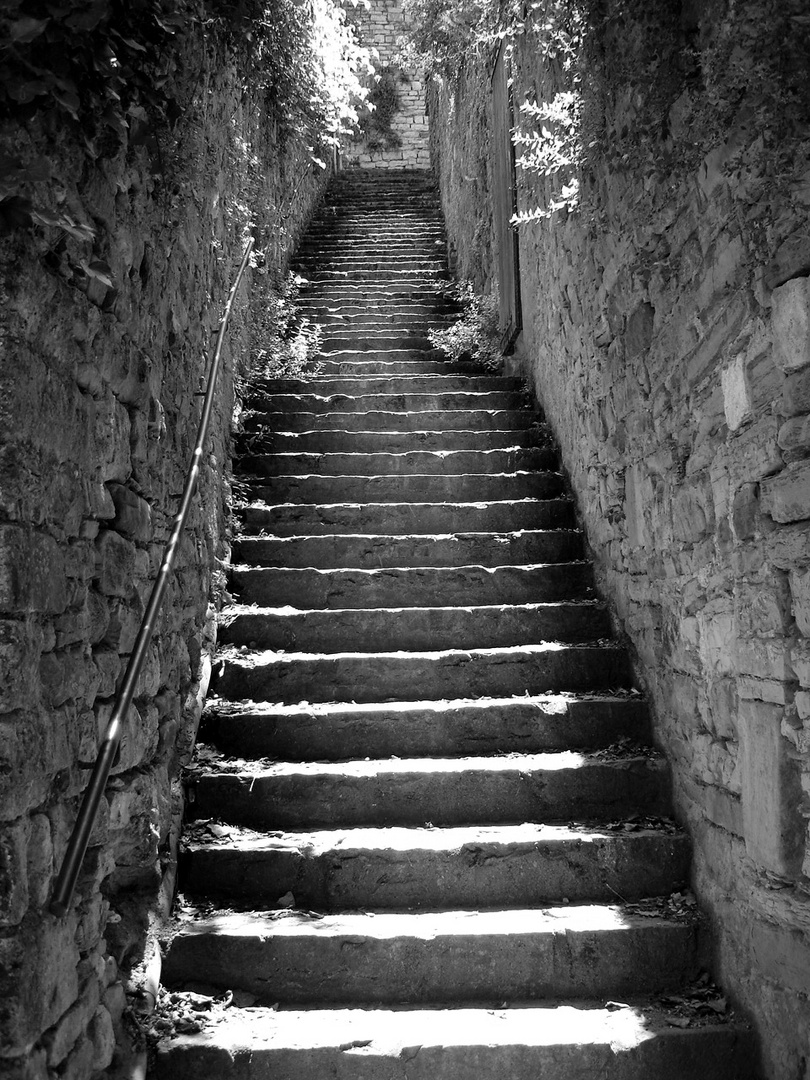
[154, 170, 756, 1078]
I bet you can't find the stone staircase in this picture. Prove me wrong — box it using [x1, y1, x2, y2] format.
[154, 170, 757, 1078]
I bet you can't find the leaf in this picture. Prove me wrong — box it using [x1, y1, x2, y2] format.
[79, 259, 114, 287]
[31, 209, 94, 241]
[52, 89, 81, 118]
[9, 17, 50, 43]
[65, 2, 107, 31]
[5, 77, 49, 104]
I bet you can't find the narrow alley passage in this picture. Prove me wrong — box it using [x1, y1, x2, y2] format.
[154, 169, 755, 1078]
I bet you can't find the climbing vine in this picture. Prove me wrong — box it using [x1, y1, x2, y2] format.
[405, 0, 810, 224]
[358, 67, 403, 151]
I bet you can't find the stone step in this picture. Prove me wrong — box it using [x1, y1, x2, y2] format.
[240, 498, 575, 536]
[261, 374, 523, 395]
[190, 753, 668, 831]
[237, 447, 556, 478]
[163, 905, 695, 1004]
[202, 693, 650, 761]
[231, 528, 581, 568]
[314, 349, 449, 364]
[241, 408, 534, 433]
[299, 301, 456, 316]
[312, 358, 475, 376]
[153, 1002, 756, 1080]
[303, 289, 450, 305]
[241, 471, 564, 505]
[319, 333, 436, 351]
[308, 314, 454, 329]
[219, 600, 607, 651]
[181, 823, 690, 908]
[229, 561, 592, 608]
[305, 270, 448, 285]
[296, 256, 447, 272]
[251, 390, 528, 413]
[213, 642, 630, 706]
[298, 246, 448, 262]
[240, 428, 545, 454]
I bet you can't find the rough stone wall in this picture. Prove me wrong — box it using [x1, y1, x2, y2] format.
[343, 0, 430, 170]
[0, 23, 327, 1080]
[429, 6, 810, 1078]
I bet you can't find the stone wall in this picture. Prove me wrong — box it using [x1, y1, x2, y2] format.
[0, 21, 328, 1080]
[429, 4, 810, 1077]
[343, 0, 430, 170]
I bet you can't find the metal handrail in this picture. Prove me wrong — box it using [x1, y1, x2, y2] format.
[50, 237, 254, 917]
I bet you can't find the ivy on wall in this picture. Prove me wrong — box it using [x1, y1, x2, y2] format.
[0, 0, 373, 236]
[358, 66, 404, 150]
[402, 0, 810, 225]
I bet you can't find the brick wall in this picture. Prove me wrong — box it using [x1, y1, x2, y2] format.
[343, 0, 430, 170]
[0, 23, 328, 1080]
[429, 5, 810, 1077]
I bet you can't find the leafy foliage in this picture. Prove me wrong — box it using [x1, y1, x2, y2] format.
[248, 270, 323, 381]
[429, 281, 502, 371]
[358, 67, 403, 151]
[0, 0, 373, 235]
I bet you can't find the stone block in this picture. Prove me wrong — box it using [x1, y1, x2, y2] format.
[104, 592, 145, 653]
[93, 390, 131, 483]
[735, 637, 794, 681]
[26, 814, 53, 909]
[705, 677, 738, 740]
[761, 460, 810, 523]
[697, 601, 735, 675]
[89, 1004, 115, 1070]
[0, 525, 67, 615]
[780, 365, 810, 417]
[792, 640, 810, 686]
[92, 648, 121, 698]
[721, 354, 752, 431]
[731, 481, 760, 539]
[0, 820, 28, 926]
[789, 567, 810, 635]
[765, 227, 810, 289]
[95, 529, 136, 597]
[766, 520, 810, 569]
[738, 700, 804, 876]
[107, 483, 153, 544]
[734, 578, 791, 637]
[38, 646, 101, 709]
[751, 919, 810, 994]
[777, 413, 810, 463]
[0, 913, 80, 1055]
[0, 620, 43, 712]
[772, 276, 810, 371]
[42, 976, 101, 1067]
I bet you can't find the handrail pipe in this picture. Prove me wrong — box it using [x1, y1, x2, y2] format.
[50, 238, 254, 917]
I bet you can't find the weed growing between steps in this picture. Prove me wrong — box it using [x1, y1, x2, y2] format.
[429, 281, 503, 371]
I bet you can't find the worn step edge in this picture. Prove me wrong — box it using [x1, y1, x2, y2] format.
[152, 1003, 757, 1080]
[231, 530, 582, 569]
[190, 753, 669, 829]
[237, 448, 557, 478]
[202, 692, 650, 759]
[181, 823, 690, 907]
[241, 410, 536, 432]
[218, 601, 608, 651]
[162, 904, 697, 1004]
[227, 562, 593, 610]
[240, 499, 574, 536]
